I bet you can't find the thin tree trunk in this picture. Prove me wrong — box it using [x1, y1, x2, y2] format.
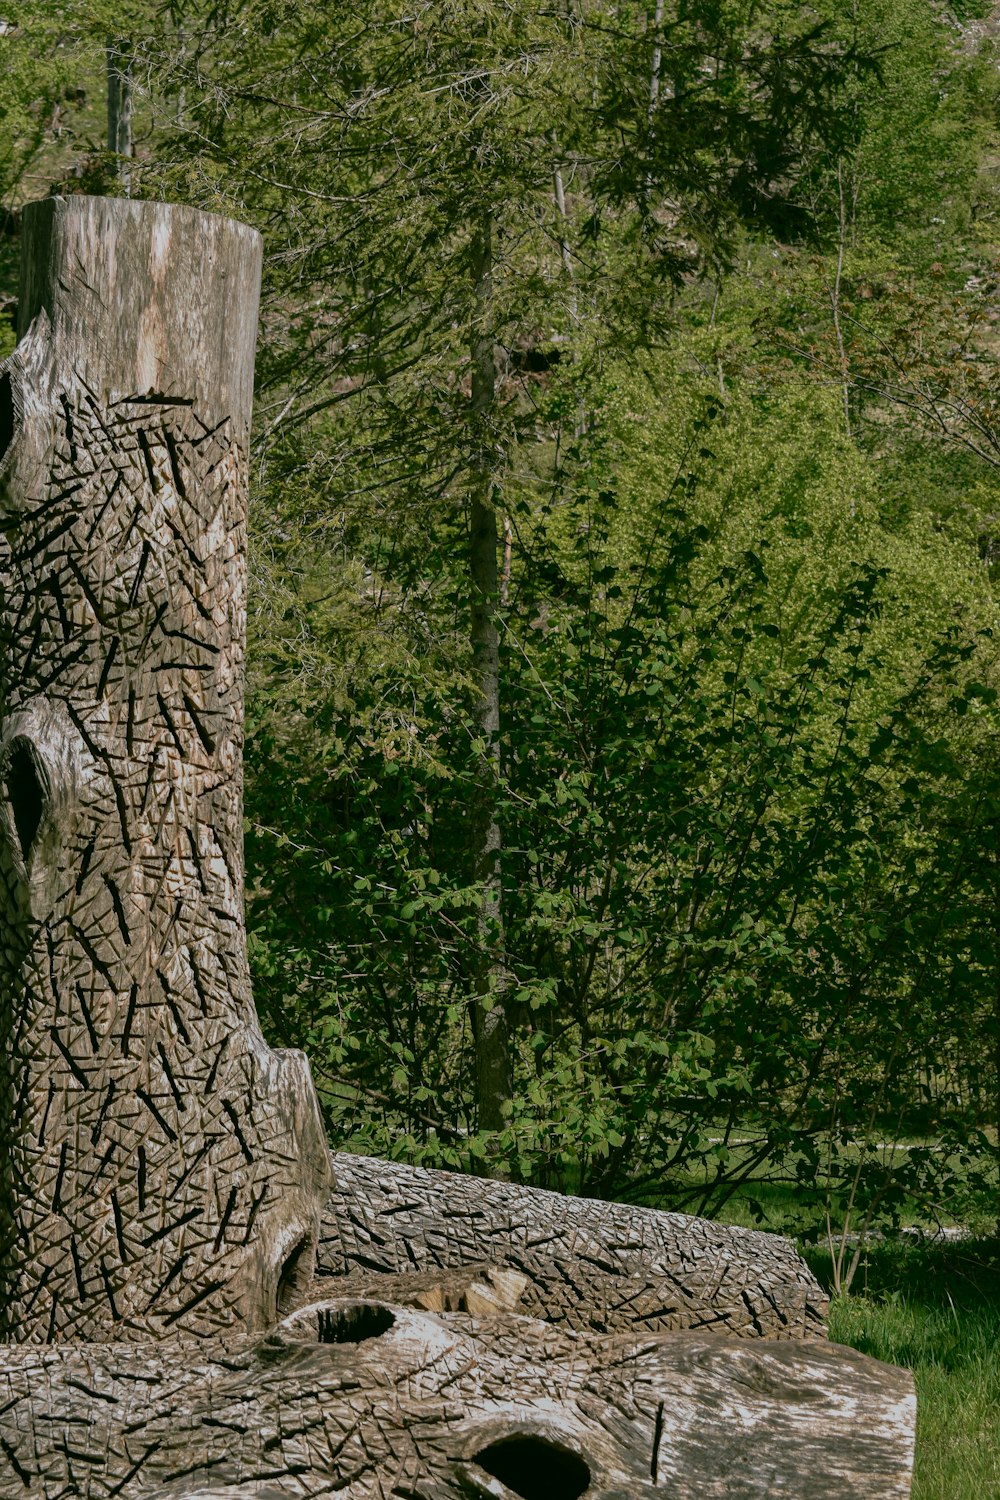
[994, 866, 1000, 1240]
[106, 39, 134, 195]
[468, 210, 511, 1152]
[500, 512, 513, 607]
[552, 153, 577, 312]
[648, 0, 665, 122]
[831, 162, 852, 442]
[644, 2, 666, 208]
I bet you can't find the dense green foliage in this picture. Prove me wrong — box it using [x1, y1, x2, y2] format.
[3, 0, 1000, 1228]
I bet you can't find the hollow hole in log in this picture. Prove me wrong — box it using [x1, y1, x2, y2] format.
[5, 739, 44, 865]
[472, 1436, 591, 1500]
[0, 370, 14, 466]
[316, 1302, 396, 1344]
[275, 1235, 314, 1317]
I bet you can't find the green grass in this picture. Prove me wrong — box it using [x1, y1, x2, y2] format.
[658, 1130, 991, 1242]
[698, 1178, 830, 1236]
[810, 1241, 1000, 1500]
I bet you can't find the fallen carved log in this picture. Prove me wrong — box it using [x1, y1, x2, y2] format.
[0, 1295, 916, 1499]
[320, 1152, 828, 1338]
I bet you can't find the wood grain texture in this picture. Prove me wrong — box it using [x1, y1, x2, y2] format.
[319, 1153, 828, 1339]
[0, 196, 332, 1343]
[0, 1295, 915, 1498]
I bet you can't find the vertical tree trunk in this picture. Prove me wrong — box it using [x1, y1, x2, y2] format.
[106, 40, 134, 195]
[0, 196, 333, 1343]
[468, 211, 511, 1149]
[648, 0, 665, 122]
[993, 864, 1000, 1240]
[831, 162, 853, 442]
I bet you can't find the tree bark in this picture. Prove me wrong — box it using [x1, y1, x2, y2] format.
[0, 1295, 916, 1498]
[106, 40, 134, 195]
[648, 0, 665, 122]
[468, 210, 511, 1146]
[320, 1153, 829, 1339]
[0, 195, 333, 1343]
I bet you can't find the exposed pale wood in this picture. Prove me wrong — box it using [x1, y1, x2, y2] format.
[320, 1153, 829, 1338]
[0, 1296, 915, 1498]
[0, 196, 332, 1343]
[301, 1260, 532, 1315]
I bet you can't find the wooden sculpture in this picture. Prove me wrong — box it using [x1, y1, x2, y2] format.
[0, 195, 333, 1344]
[0, 196, 916, 1499]
[319, 1152, 828, 1338]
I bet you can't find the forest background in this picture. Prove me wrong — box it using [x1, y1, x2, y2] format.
[3, 0, 1000, 1266]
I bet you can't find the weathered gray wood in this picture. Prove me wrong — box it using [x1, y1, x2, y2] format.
[320, 1153, 828, 1338]
[0, 1296, 915, 1498]
[0, 196, 332, 1343]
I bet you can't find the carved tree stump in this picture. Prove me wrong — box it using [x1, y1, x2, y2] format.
[0, 196, 332, 1343]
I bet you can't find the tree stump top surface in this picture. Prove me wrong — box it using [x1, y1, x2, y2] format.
[17, 196, 261, 437]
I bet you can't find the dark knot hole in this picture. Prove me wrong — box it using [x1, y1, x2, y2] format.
[473, 1435, 591, 1500]
[5, 739, 44, 866]
[316, 1302, 396, 1344]
[0, 369, 15, 468]
[275, 1235, 315, 1317]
